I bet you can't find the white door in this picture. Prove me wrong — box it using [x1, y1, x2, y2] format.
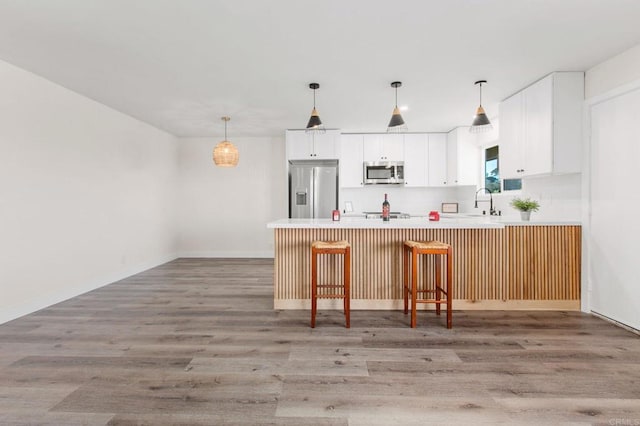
[589, 86, 640, 330]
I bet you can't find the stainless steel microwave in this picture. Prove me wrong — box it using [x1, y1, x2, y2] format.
[363, 161, 404, 185]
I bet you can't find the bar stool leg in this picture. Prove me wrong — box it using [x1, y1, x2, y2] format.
[446, 246, 453, 329]
[311, 248, 317, 328]
[411, 247, 418, 328]
[403, 244, 409, 314]
[435, 254, 442, 316]
[344, 246, 351, 328]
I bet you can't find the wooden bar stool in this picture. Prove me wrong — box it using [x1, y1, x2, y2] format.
[403, 240, 453, 329]
[311, 240, 351, 328]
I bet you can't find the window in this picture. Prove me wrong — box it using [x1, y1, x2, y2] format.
[484, 145, 522, 192]
[485, 146, 500, 193]
[503, 178, 522, 191]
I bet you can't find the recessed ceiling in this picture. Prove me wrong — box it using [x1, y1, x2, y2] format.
[1, 0, 640, 137]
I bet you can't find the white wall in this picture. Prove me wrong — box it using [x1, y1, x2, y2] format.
[583, 42, 640, 329]
[0, 60, 178, 324]
[176, 136, 286, 257]
[586, 43, 640, 99]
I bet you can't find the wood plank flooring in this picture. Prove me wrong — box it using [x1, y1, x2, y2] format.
[0, 258, 639, 425]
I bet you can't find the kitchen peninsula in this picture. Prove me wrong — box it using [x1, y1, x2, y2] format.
[267, 217, 581, 311]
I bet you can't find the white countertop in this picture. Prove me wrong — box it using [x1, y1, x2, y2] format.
[267, 216, 581, 229]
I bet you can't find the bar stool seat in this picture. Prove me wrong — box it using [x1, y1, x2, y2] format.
[403, 239, 453, 329]
[311, 240, 351, 328]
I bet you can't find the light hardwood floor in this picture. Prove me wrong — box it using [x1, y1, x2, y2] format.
[0, 258, 639, 425]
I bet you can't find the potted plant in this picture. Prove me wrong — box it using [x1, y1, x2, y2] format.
[510, 197, 540, 221]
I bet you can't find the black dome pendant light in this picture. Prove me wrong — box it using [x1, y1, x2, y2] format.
[387, 81, 407, 132]
[470, 80, 493, 133]
[305, 82, 325, 134]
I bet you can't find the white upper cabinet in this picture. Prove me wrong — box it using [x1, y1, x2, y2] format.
[403, 133, 428, 187]
[339, 134, 364, 187]
[428, 133, 448, 186]
[499, 92, 524, 179]
[499, 72, 584, 179]
[363, 134, 404, 162]
[446, 128, 479, 186]
[286, 129, 340, 160]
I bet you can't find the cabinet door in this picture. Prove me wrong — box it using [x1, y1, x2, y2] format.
[523, 76, 553, 176]
[499, 92, 524, 179]
[403, 133, 428, 187]
[312, 130, 340, 159]
[363, 134, 384, 161]
[446, 131, 458, 185]
[286, 130, 339, 159]
[339, 134, 364, 187]
[286, 130, 313, 159]
[455, 128, 480, 186]
[428, 133, 448, 186]
[381, 134, 405, 161]
[363, 134, 404, 161]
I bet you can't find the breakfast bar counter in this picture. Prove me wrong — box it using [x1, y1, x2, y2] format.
[267, 217, 581, 311]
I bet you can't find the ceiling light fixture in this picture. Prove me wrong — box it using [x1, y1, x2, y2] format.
[470, 80, 493, 133]
[387, 81, 407, 132]
[306, 83, 325, 134]
[213, 116, 239, 167]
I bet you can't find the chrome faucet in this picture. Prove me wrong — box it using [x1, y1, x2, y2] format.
[474, 187, 496, 215]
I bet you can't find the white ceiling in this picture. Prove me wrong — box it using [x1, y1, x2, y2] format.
[1, 0, 640, 138]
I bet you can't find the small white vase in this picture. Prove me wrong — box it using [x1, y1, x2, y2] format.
[520, 211, 531, 221]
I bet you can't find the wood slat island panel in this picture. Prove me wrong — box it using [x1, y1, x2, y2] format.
[273, 226, 581, 310]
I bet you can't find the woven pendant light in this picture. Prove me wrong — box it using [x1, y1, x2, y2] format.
[470, 80, 493, 133]
[213, 116, 239, 167]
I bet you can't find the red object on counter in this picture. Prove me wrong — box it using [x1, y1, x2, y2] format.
[428, 211, 440, 221]
[332, 209, 340, 221]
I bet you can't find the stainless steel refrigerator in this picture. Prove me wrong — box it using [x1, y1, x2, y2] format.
[289, 160, 338, 219]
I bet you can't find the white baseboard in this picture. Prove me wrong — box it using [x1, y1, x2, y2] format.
[177, 251, 274, 258]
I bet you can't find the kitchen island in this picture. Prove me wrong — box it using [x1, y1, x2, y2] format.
[267, 217, 581, 311]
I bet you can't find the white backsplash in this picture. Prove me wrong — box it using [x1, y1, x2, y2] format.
[340, 185, 472, 216]
[340, 173, 582, 221]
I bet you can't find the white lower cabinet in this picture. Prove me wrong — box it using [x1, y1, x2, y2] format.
[339, 134, 364, 187]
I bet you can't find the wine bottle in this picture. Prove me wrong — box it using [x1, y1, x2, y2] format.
[382, 193, 390, 222]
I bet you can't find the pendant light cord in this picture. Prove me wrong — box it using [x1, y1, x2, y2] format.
[395, 86, 398, 108]
[479, 82, 483, 107]
[221, 116, 230, 140]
